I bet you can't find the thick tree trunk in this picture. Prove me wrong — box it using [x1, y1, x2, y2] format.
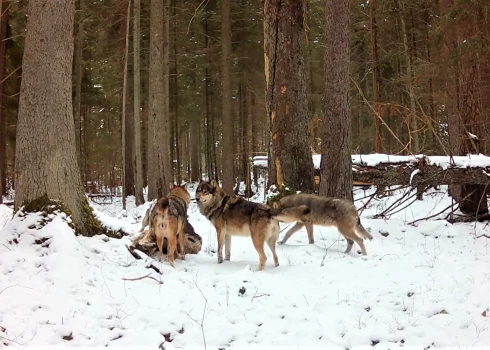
[221, 0, 234, 194]
[14, 0, 106, 236]
[319, 0, 353, 201]
[0, 0, 7, 201]
[73, 0, 83, 170]
[440, 0, 488, 215]
[147, 0, 172, 200]
[264, 0, 314, 192]
[133, 0, 144, 204]
[458, 59, 487, 215]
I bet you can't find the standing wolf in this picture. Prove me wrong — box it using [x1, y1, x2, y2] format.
[274, 193, 373, 255]
[195, 180, 310, 271]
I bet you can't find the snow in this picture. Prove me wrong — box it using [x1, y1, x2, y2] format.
[253, 153, 490, 171]
[1, 184, 490, 349]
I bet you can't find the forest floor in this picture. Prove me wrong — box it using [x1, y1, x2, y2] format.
[1, 182, 490, 349]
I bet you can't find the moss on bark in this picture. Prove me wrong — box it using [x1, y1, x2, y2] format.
[266, 185, 297, 206]
[19, 194, 122, 239]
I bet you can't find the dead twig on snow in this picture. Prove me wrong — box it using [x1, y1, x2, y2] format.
[122, 273, 163, 284]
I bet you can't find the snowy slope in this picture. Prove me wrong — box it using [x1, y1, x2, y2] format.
[1, 185, 490, 349]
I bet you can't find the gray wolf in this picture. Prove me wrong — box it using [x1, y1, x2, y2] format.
[195, 180, 310, 271]
[147, 184, 191, 266]
[130, 222, 202, 258]
[274, 193, 373, 255]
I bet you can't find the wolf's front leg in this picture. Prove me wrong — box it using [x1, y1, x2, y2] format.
[216, 225, 225, 263]
[224, 234, 231, 261]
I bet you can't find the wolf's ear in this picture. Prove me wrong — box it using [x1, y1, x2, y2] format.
[210, 179, 218, 188]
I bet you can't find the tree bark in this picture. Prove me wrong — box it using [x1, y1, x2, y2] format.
[189, 64, 200, 182]
[0, 0, 7, 201]
[121, 0, 131, 210]
[14, 0, 105, 236]
[369, 0, 382, 153]
[396, 0, 419, 153]
[221, 0, 234, 193]
[319, 0, 353, 201]
[147, 0, 172, 200]
[133, 0, 144, 204]
[264, 0, 314, 192]
[440, 0, 488, 215]
[73, 0, 84, 170]
[171, 0, 181, 184]
[244, 83, 253, 197]
[203, 2, 217, 182]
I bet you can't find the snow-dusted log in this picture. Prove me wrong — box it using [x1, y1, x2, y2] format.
[352, 159, 490, 186]
[253, 154, 490, 186]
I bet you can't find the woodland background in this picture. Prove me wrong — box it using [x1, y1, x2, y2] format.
[0, 0, 489, 208]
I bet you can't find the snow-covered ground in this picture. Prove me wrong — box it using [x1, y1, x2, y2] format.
[1, 184, 490, 349]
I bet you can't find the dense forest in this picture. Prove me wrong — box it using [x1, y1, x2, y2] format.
[0, 0, 489, 218]
[1, 2, 490, 347]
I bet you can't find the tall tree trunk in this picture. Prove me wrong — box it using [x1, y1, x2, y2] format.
[172, 0, 181, 184]
[147, 0, 172, 199]
[141, 39, 149, 190]
[73, 0, 83, 170]
[203, 6, 215, 181]
[458, 43, 487, 215]
[221, 0, 234, 194]
[244, 83, 253, 197]
[396, 0, 419, 153]
[189, 65, 200, 182]
[0, 0, 7, 200]
[423, 6, 436, 152]
[319, 0, 353, 201]
[251, 91, 259, 189]
[264, 0, 314, 192]
[121, 0, 131, 210]
[370, 0, 382, 153]
[133, 0, 144, 204]
[439, 0, 488, 215]
[14, 0, 103, 235]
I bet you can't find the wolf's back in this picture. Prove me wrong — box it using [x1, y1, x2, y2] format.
[270, 205, 310, 223]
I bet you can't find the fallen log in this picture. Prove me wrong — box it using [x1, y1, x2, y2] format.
[253, 153, 490, 186]
[352, 159, 490, 186]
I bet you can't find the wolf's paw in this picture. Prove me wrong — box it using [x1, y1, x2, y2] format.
[217, 256, 223, 264]
[225, 256, 231, 261]
[278, 241, 285, 245]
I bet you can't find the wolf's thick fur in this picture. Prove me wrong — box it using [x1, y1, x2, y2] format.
[150, 185, 191, 266]
[195, 180, 310, 271]
[275, 193, 373, 255]
[130, 221, 202, 257]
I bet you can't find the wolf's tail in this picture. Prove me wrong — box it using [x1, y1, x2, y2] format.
[356, 217, 373, 240]
[271, 205, 310, 223]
